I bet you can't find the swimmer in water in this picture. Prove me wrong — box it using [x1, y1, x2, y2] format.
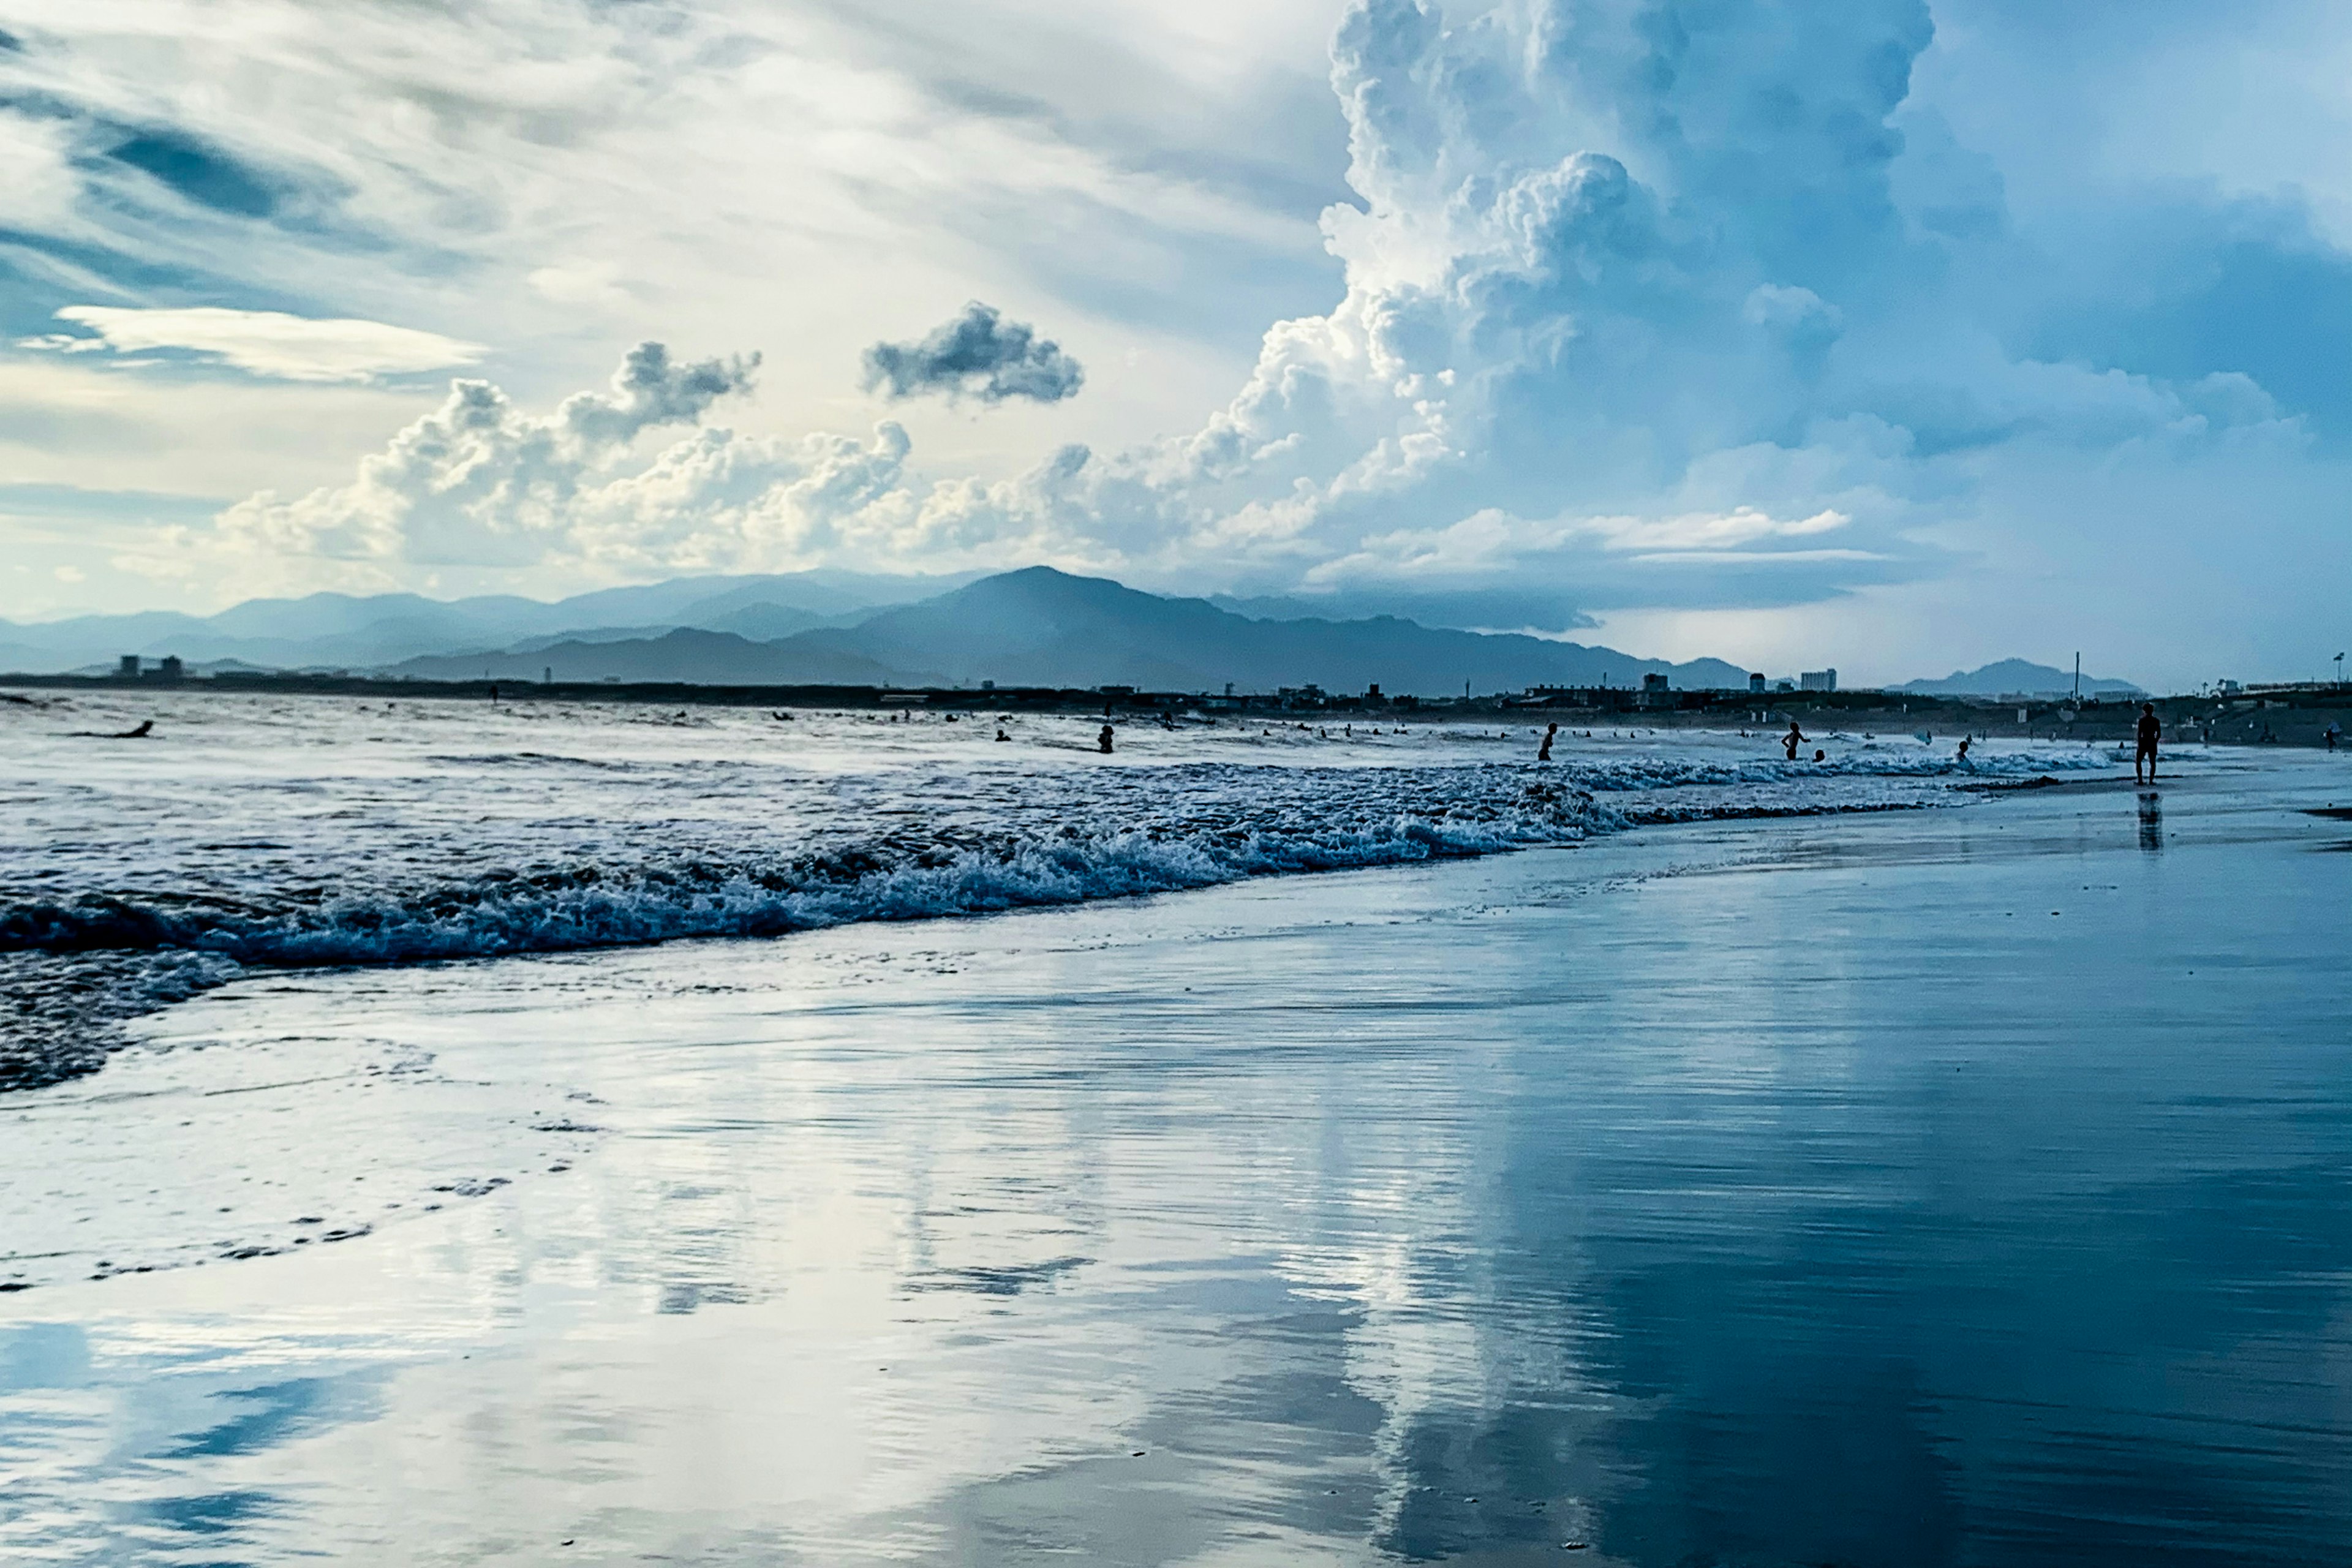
[995, 726, 1009, 742]
[1813, 748, 1826, 762]
[1538, 721, 1556, 763]
[1782, 720, 1806, 761]
[1098, 723, 1115, 755]
[1956, 735, 1970, 762]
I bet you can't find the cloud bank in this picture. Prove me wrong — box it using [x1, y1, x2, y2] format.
[862, 303, 1086, 404]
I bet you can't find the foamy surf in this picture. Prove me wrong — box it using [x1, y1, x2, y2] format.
[0, 693, 2116, 1090]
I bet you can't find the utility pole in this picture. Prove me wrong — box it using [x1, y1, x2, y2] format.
[2072, 652, 2080, 702]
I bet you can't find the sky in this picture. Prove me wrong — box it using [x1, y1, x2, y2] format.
[2, 0, 2350, 688]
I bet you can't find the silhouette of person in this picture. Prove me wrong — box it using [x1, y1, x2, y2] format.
[995, 726, 1009, 742]
[2327, 722, 2342, 752]
[1538, 721, 1556, 763]
[1955, 736, 1971, 763]
[115, 719, 154, 739]
[2135, 703, 2161, 783]
[1098, 723, 1115, 755]
[1782, 720, 1806, 761]
[1812, 748, 1826, 762]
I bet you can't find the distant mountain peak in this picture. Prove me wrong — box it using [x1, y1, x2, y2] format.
[1897, 658, 2141, 696]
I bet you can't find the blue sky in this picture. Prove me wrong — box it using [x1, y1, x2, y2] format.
[1, 0, 2347, 687]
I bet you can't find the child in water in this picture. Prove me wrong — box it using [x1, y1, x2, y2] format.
[1098, 724, 1115, 755]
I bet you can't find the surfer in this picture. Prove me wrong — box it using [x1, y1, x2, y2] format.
[1782, 720, 1806, 761]
[1098, 723, 1115, 755]
[2134, 703, 2161, 783]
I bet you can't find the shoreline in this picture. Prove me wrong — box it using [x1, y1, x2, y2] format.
[9, 669, 2347, 747]
[1, 730, 2123, 1098]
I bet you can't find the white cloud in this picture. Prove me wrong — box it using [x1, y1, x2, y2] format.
[45, 306, 486, 382]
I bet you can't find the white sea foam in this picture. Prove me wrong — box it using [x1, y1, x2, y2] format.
[0, 692, 2117, 1087]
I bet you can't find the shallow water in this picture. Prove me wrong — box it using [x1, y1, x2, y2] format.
[3, 754, 2347, 1564]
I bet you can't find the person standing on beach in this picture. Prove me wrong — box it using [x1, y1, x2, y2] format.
[2135, 703, 2161, 783]
[1782, 720, 1806, 761]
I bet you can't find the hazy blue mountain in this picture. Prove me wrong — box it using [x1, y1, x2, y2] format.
[396, 568, 1751, 695]
[0, 570, 973, 673]
[1896, 659, 2142, 697]
[804, 568, 1746, 693]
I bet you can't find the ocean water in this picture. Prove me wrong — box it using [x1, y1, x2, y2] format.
[1, 689, 2106, 1090]
[1, 750, 2347, 1566]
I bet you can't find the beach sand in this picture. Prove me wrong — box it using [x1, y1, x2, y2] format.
[3, 753, 2348, 1564]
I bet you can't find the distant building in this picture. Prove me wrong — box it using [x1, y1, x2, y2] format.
[1642, 673, 1670, 693]
[1366, 683, 1384, 704]
[1800, 668, 1838, 692]
[156, 655, 184, 682]
[1749, 672, 1766, 693]
[118, 655, 140, 678]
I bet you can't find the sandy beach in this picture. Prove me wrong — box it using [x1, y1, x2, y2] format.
[3, 748, 2346, 1564]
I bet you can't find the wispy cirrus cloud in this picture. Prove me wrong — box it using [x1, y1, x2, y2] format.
[26, 306, 486, 382]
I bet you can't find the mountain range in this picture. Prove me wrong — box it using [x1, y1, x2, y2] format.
[0, 569, 981, 675]
[1, 566, 2145, 696]
[390, 568, 1752, 694]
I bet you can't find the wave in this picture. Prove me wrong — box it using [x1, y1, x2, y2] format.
[0, 747, 2114, 1092]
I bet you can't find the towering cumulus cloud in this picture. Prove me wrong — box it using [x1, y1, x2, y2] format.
[189, 0, 2339, 667]
[863, 303, 1085, 404]
[214, 342, 772, 569]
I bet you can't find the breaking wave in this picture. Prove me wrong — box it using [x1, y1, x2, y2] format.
[1, 747, 2111, 1091]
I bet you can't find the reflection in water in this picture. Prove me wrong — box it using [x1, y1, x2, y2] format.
[2139, 790, 2165, 851]
[3, 783, 2349, 1566]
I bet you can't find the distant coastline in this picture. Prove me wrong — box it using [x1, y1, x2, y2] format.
[6, 669, 2345, 747]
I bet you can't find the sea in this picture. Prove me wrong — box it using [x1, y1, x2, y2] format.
[9, 687, 2350, 1566]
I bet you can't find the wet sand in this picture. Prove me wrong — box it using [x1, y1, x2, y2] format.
[3, 754, 2348, 1564]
